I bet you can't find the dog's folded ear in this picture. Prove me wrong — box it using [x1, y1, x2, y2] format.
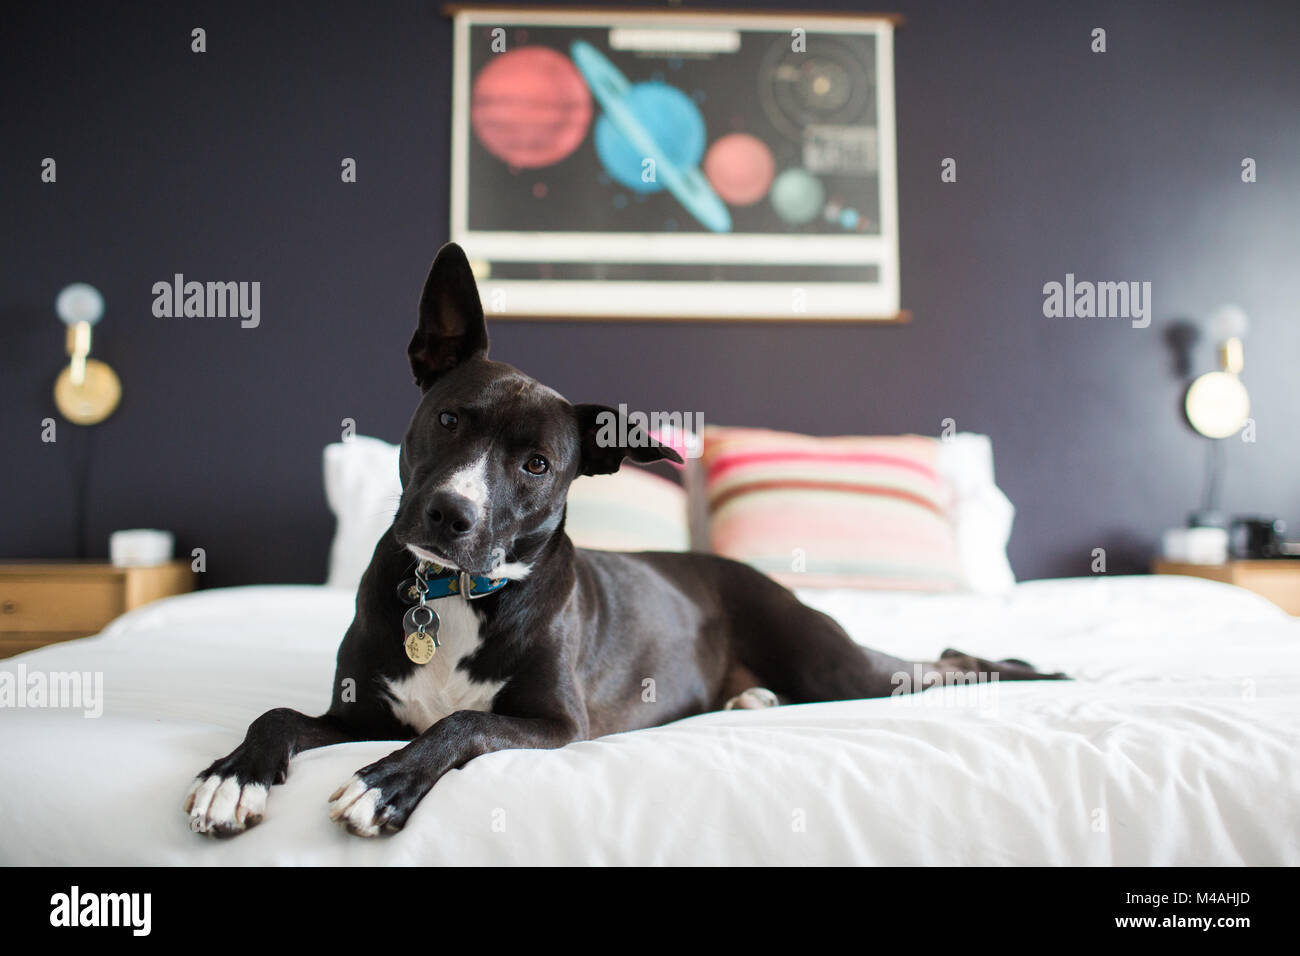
[574, 404, 686, 476]
[409, 242, 490, 390]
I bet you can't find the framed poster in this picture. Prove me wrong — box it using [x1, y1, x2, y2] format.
[447, 6, 903, 321]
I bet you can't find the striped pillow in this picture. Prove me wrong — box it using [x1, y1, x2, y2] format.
[565, 467, 690, 552]
[702, 426, 963, 590]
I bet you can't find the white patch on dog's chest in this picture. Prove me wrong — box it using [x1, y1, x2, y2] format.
[384, 597, 504, 734]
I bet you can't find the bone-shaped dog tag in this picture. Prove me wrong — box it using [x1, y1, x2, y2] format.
[404, 631, 436, 665]
[402, 604, 439, 641]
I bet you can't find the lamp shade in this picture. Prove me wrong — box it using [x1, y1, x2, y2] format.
[55, 283, 105, 326]
[1185, 371, 1250, 439]
[1207, 303, 1248, 341]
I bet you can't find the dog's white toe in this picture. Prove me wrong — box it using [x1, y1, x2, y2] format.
[328, 776, 384, 838]
[724, 687, 780, 711]
[185, 775, 267, 835]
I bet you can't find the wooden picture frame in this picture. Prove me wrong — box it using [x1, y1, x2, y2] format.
[447, 6, 903, 321]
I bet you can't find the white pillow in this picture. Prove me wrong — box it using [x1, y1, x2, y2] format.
[323, 437, 402, 590]
[323, 436, 691, 590]
[935, 433, 1017, 594]
[322, 432, 1013, 594]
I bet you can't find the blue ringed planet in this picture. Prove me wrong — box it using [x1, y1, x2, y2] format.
[570, 40, 732, 234]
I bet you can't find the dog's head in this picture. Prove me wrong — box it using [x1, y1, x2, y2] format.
[391, 243, 682, 577]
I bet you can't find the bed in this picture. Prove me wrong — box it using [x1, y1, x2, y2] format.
[3, 572, 1297, 865]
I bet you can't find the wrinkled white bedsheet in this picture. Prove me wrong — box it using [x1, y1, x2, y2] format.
[1, 575, 1296, 865]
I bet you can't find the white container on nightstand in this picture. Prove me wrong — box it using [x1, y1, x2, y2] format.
[109, 529, 175, 568]
[1162, 527, 1229, 565]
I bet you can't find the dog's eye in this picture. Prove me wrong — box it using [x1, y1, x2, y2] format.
[439, 411, 458, 431]
[524, 455, 549, 475]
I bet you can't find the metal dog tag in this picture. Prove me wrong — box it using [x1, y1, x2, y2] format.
[396, 577, 423, 605]
[404, 631, 436, 665]
[402, 604, 439, 639]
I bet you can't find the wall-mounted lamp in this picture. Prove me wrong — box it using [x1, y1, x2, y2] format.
[53, 283, 121, 425]
[1183, 304, 1250, 529]
[1184, 304, 1250, 440]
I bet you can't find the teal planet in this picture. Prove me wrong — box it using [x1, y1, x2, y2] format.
[770, 168, 826, 225]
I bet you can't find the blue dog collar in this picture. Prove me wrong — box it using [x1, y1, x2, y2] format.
[398, 560, 510, 664]
[416, 561, 509, 602]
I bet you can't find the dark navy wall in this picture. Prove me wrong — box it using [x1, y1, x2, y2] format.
[3, 0, 1298, 587]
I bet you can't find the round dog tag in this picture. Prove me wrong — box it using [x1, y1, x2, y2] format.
[404, 631, 436, 664]
[402, 604, 439, 639]
[396, 577, 423, 605]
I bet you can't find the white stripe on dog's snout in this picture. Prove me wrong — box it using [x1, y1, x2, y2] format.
[446, 454, 489, 506]
[407, 544, 458, 570]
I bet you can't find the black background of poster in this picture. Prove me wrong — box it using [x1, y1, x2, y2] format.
[464, 23, 881, 235]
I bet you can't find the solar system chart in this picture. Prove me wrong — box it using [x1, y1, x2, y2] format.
[450, 11, 900, 319]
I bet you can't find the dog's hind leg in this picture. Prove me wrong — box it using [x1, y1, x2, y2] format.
[846, 649, 1069, 697]
[733, 589, 923, 702]
[185, 709, 355, 836]
[928, 648, 1068, 684]
[733, 581, 1066, 704]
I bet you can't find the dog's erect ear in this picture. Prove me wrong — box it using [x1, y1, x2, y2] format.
[408, 243, 489, 390]
[574, 404, 685, 476]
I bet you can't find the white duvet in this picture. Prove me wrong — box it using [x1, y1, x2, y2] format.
[1, 575, 1297, 866]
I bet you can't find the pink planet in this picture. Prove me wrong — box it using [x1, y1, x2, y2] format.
[703, 133, 776, 206]
[471, 47, 593, 168]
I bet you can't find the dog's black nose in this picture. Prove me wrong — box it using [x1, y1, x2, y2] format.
[426, 491, 479, 537]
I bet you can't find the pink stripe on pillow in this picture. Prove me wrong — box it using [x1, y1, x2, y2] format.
[701, 426, 963, 591]
[708, 449, 939, 483]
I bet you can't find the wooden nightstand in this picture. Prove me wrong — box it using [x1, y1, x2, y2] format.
[0, 561, 196, 658]
[1153, 559, 1300, 615]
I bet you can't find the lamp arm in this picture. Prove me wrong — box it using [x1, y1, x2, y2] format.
[67, 320, 92, 386]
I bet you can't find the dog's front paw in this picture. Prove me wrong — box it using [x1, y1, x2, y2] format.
[184, 774, 268, 837]
[328, 762, 432, 837]
[328, 776, 389, 837]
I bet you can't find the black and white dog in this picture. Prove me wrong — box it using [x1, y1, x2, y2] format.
[185, 243, 1063, 837]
